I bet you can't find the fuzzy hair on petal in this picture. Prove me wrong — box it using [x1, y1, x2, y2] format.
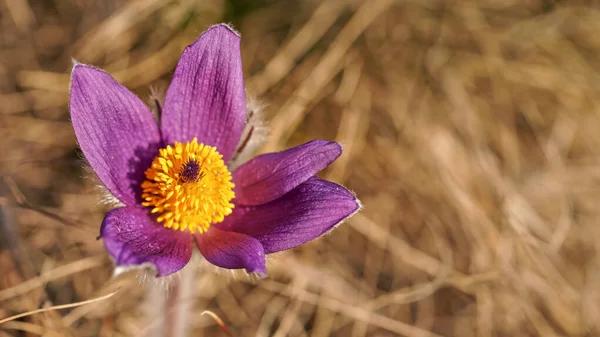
[148, 83, 167, 122]
[228, 98, 269, 170]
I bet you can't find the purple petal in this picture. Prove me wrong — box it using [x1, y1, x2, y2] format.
[217, 177, 359, 254]
[161, 24, 246, 162]
[70, 65, 161, 206]
[233, 140, 342, 206]
[100, 207, 193, 277]
[195, 227, 266, 275]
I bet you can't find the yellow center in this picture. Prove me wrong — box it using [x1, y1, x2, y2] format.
[141, 137, 235, 233]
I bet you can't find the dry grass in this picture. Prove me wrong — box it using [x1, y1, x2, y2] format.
[2, 0, 600, 336]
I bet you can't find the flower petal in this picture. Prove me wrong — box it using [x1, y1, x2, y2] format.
[232, 140, 342, 206]
[100, 207, 193, 277]
[161, 24, 246, 162]
[70, 64, 161, 206]
[218, 177, 359, 254]
[195, 227, 266, 275]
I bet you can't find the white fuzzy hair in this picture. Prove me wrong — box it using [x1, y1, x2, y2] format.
[227, 97, 270, 170]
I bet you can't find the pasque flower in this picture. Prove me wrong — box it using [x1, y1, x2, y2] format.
[69, 24, 360, 277]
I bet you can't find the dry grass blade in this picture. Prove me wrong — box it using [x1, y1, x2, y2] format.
[262, 0, 395, 151]
[0, 257, 104, 302]
[0, 321, 63, 337]
[248, 0, 350, 95]
[0, 289, 120, 325]
[201, 310, 235, 337]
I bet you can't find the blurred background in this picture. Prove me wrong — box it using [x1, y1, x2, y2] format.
[2, 0, 600, 336]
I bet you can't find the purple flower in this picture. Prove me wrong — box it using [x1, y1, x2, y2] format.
[69, 24, 360, 277]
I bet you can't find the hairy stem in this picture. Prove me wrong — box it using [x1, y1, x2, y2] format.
[144, 260, 196, 337]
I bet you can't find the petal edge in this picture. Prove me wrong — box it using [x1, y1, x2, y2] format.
[195, 227, 266, 275]
[70, 64, 161, 206]
[100, 207, 193, 277]
[218, 177, 360, 254]
[233, 140, 342, 206]
[161, 24, 246, 162]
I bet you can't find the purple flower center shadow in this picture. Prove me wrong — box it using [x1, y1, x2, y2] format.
[126, 141, 163, 206]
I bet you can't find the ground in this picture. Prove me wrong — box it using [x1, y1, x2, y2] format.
[1, 0, 600, 336]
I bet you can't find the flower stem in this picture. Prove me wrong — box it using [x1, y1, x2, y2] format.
[144, 262, 195, 337]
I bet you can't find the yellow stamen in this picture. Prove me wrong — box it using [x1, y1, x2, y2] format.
[141, 137, 235, 233]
